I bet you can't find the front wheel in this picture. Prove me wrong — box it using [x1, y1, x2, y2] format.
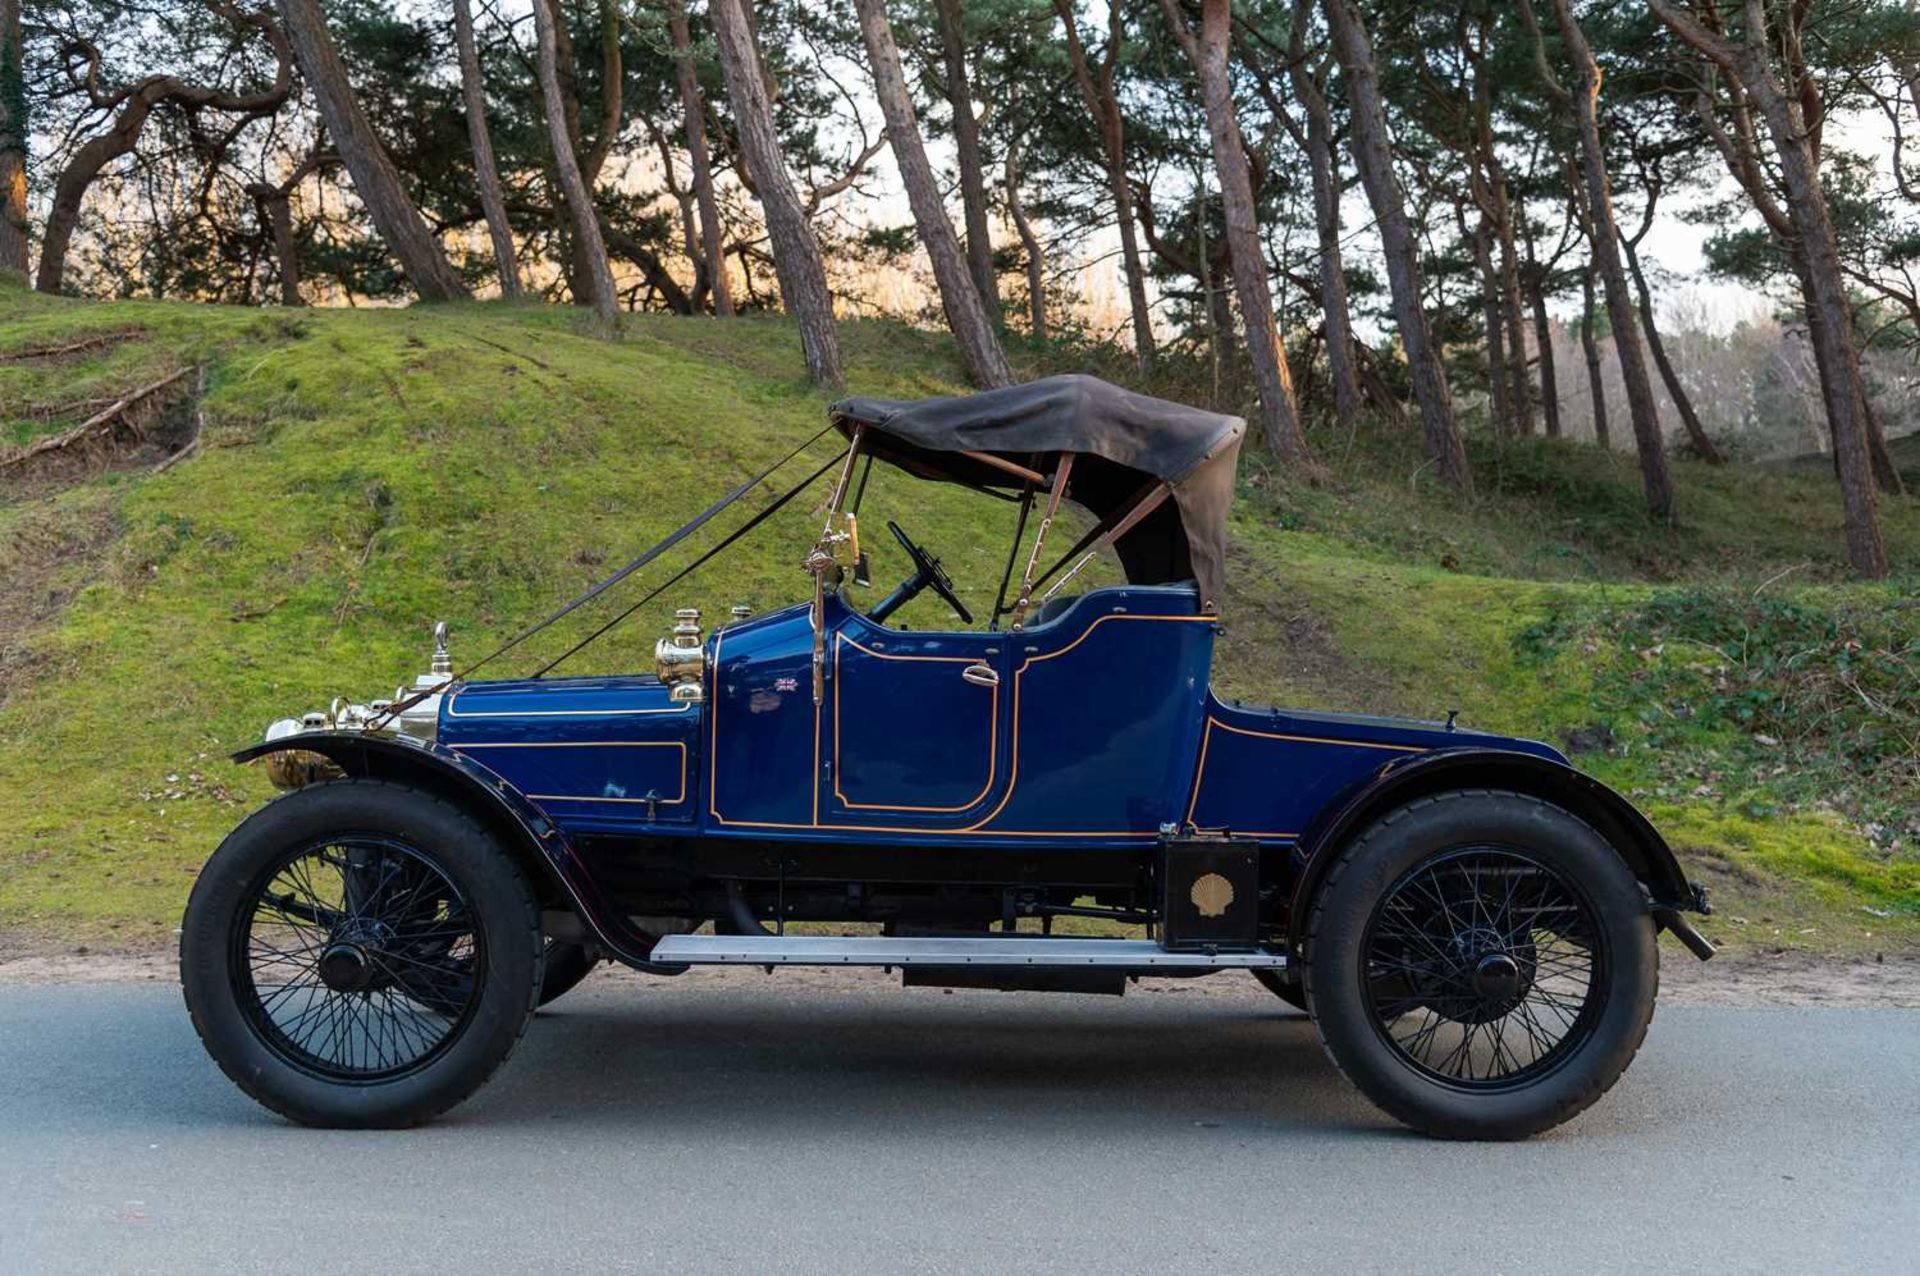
[180, 779, 544, 1128]
[1303, 790, 1658, 1140]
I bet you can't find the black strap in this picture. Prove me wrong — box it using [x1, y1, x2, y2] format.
[532, 450, 843, 677]
[1029, 476, 1161, 594]
[989, 483, 1035, 628]
[371, 423, 833, 727]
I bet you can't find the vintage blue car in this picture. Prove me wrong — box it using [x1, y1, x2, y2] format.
[180, 375, 1713, 1138]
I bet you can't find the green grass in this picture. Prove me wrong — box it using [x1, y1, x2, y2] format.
[2, 282, 1916, 959]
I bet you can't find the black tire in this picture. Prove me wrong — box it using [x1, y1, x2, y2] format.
[1302, 789, 1657, 1140]
[1250, 967, 1309, 1011]
[180, 779, 543, 1128]
[538, 941, 599, 1007]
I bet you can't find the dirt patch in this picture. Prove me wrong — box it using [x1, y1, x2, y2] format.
[0, 365, 200, 492]
[7, 936, 1919, 1007]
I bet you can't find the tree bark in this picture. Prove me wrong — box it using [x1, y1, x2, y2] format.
[1622, 229, 1723, 463]
[255, 185, 302, 305]
[933, 0, 998, 322]
[1548, 0, 1673, 520]
[853, 0, 1012, 388]
[709, 0, 842, 387]
[1055, 0, 1157, 372]
[0, 0, 26, 281]
[1005, 129, 1046, 339]
[1487, 156, 1533, 434]
[1469, 209, 1512, 437]
[1580, 262, 1610, 448]
[1859, 384, 1905, 495]
[277, 0, 467, 300]
[533, 0, 616, 320]
[1650, 0, 1885, 575]
[1322, 0, 1469, 491]
[1288, 0, 1360, 429]
[1172, 0, 1311, 462]
[453, 0, 521, 297]
[1522, 219, 1562, 439]
[666, 0, 732, 315]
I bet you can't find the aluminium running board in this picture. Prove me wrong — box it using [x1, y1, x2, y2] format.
[647, 934, 1285, 970]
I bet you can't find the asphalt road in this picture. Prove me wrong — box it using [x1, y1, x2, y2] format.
[1, 972, 1914, 1274]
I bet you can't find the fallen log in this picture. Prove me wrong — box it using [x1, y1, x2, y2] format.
[0, 328, 146, 364]
[0, 366, 194, 474]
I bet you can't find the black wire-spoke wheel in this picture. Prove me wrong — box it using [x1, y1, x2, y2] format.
[1303, 791, 1658, 1140]
[1363, 847, 1604, 1089]
[237, 836, 486, 1082]
[182, 780, 543, 1128]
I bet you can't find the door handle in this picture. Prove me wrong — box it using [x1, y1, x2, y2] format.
[960, 663, 1000, 688]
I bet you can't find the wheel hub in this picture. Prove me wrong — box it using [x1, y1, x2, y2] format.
[317, 942, 373, 992]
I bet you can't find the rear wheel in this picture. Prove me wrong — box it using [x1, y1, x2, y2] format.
[1303, 790, 1657, 1140]
[180, 780, 543, 1128]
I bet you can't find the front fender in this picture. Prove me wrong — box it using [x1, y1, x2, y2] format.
[231, 732, 669, 967]
[1285, 747, 1712, 962]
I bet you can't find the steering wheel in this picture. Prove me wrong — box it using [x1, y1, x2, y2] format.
[870, 519, 972, 625]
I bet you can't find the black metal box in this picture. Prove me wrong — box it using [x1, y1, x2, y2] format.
[1159, 838, 1260, 951]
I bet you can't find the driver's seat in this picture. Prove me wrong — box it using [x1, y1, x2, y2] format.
[1032, 594, 1083, 627]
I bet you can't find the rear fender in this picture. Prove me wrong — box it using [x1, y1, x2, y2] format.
[231, 733, 669, 968]
[1284, 747, 1711, 963]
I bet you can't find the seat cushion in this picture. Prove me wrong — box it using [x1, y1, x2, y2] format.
[1033, 593, 1083, 626]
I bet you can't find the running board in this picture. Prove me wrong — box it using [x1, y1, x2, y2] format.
[647, 934, 1286, 970]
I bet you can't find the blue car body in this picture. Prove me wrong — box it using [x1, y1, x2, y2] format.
[436, 584, 1563, 850]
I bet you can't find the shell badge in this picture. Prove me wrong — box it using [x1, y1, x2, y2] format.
[1189, 871, 1235, 918]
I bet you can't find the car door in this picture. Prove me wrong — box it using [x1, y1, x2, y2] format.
[823, 606, 1011, 833]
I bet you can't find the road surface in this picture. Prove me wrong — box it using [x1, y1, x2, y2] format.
[1, 971, 1914, 1273]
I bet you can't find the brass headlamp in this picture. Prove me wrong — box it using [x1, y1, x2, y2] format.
[654, 607, 707, 703]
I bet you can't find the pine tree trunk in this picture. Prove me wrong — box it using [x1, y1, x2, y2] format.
[1859, 382, 1906, 495]
[533, 0, 615, 320]
[1550, 0, 1672, 519]
[853, 0, 1012, 388]
[36, 90, 163, 294]
[1472, 212, 1513, 437]
[933, 0, 998, 322]
[1005, 132, 1046, 339]
[1522, 221, 1562, 439]
[0, 0, 26, 282]
[253, 186, 303, 305]
[1186, 0, 1310, 462]
[1742, 77, 1886, 573]
[1289, 0, 1360, 428]
[708, 0, 842, 387]
[276, 0, 468, 300]
[667, 0, 732, 315]
[1055, 0, 1156, 372]
[1623, 231, 1724, 463]
[1650, 0, 1893, 571]
[453, 0, 521, 297]
[1580, 263, 1610, 449]
[1488, 160, 1533, 433]
[1323, 0, 1469, 491]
